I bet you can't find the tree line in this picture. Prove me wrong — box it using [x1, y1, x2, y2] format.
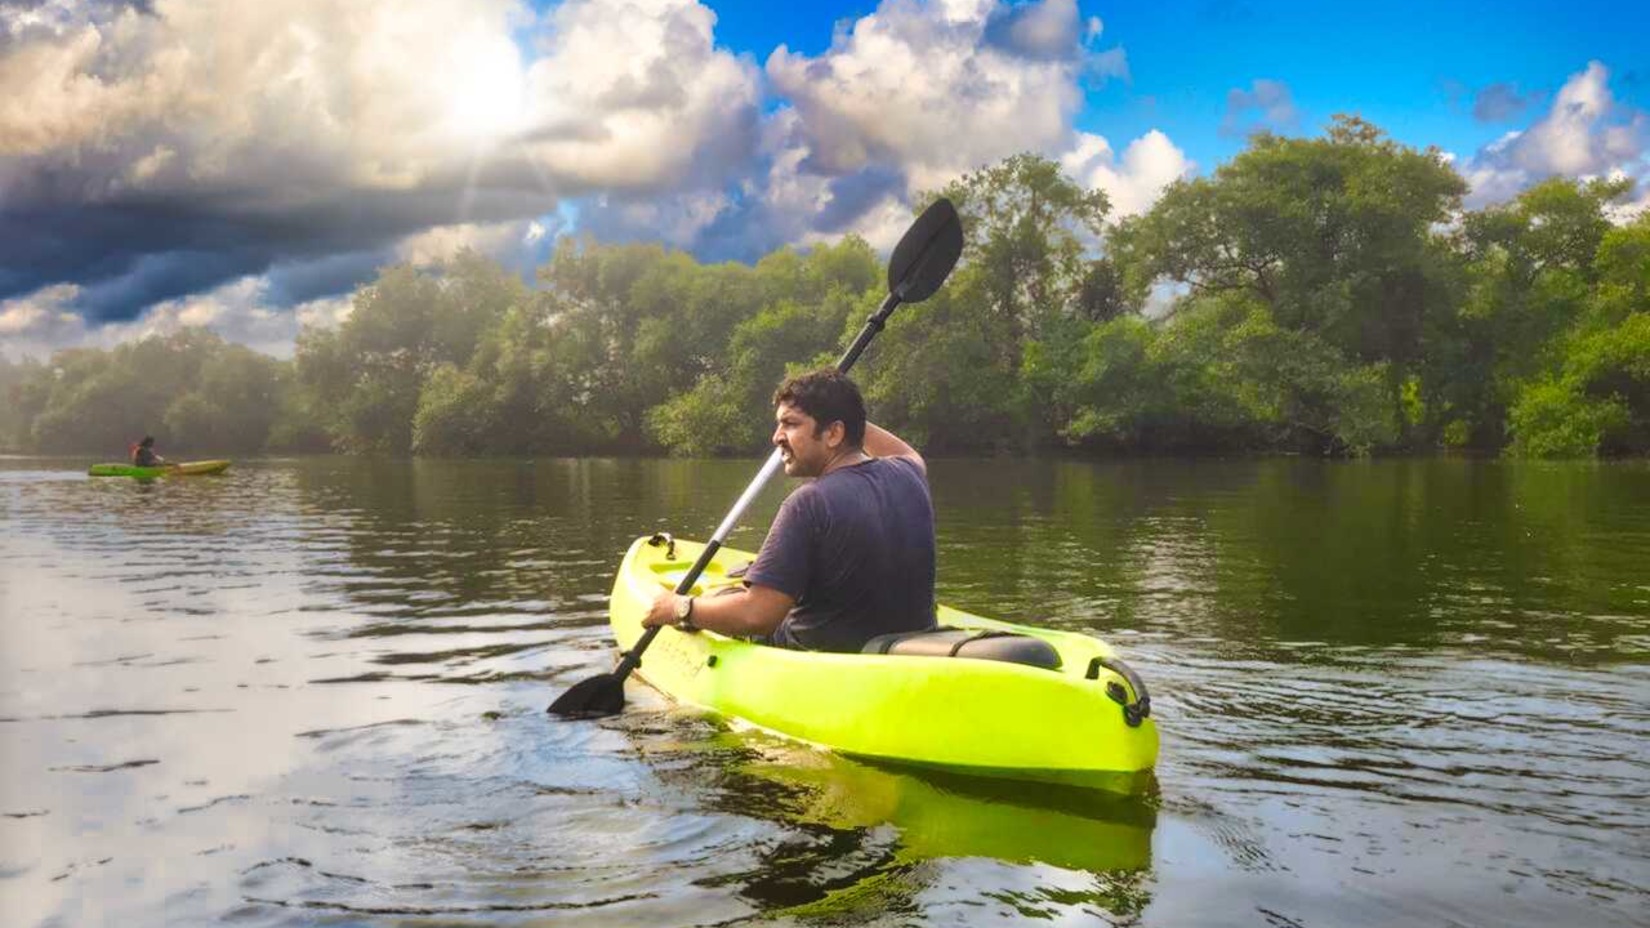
[4, 117, 1646, 459]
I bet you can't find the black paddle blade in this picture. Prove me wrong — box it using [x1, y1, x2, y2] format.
[887, 197, 964, 303]
[547, 672, 627, 718]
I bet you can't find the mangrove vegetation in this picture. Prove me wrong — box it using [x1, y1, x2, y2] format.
[4, 117, 1647, 459]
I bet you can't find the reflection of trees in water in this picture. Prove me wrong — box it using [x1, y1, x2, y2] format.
[938, 457, 1650, 662]
[294, 458, 628, 619]
[653, 725, 1157, 923]
[294, 457, 786, 620]
[290, 457, 789, 682]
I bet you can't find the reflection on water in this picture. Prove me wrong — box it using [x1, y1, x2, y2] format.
[1, 456, 1647, 926]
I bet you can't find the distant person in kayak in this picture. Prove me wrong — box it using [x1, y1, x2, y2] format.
[130, 436, 168, 468]
[642, 369, 938, 652]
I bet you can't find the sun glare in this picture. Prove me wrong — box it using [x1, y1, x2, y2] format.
[440, 35, 525, 147]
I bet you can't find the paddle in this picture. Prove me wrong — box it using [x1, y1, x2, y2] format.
[549, 197, 964, 719]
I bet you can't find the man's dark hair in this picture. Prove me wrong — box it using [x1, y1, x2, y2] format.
[140, 436, 155, 447]
[773, 370, 866, 446]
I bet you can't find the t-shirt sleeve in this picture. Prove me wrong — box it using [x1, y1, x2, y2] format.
[883, 454, 928, 485]
[743, 489, 815, 600]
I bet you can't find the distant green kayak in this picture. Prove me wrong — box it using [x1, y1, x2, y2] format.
[611, 534, 1158, 791]
[88, 460, 232, 478]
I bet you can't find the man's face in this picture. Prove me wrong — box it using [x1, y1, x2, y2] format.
[773, 402, 843, 477]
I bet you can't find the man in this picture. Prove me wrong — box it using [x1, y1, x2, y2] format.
[642, 369, 938, 652]
[130, 436, 167, 467]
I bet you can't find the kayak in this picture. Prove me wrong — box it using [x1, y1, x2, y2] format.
[87, 460, 232, 478]
[609, 534, 1159, 791]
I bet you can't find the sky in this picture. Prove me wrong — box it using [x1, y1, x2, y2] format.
[2, 0, 1647, 361]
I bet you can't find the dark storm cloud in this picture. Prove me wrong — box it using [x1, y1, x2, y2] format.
[0, 182, 559, 322]
[0, 0, 770, 347]
[813, 166, 906, 234]
[261, 250, 395, 308]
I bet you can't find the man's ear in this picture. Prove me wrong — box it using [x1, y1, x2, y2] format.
[824, 420, 847, 449]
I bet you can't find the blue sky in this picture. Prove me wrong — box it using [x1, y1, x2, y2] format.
[707, 0, 1649, 167]
[2, 0, 1646, 359]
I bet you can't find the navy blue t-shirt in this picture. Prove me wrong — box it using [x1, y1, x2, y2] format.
[744, 456, 937, 652]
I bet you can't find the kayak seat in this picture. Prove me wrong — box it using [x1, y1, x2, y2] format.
[862, 628, 1061, 670]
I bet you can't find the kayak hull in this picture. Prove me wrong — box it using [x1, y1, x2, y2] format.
[609, 535, 1159, 791]
[88, 460, 232, 478]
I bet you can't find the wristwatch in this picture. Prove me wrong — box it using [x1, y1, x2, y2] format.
[673, 595, 697, 631]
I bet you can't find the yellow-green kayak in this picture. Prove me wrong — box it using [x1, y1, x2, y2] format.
[610, 535, 1159, 791]
[88, 459, 232, 478]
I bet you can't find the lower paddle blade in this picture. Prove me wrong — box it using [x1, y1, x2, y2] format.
[547, 672, 627, 718]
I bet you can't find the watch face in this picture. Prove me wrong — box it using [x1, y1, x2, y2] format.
[675, 597, 691, 620]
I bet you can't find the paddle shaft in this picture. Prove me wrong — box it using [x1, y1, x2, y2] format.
[607, 290, 906, 682]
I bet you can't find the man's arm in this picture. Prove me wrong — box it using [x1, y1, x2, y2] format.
[862, 421, 923, 472]
[643, 584, 794, 638]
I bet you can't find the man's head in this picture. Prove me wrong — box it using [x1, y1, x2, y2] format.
[771, 370, 866, 477]
[140, 436, 155, 448]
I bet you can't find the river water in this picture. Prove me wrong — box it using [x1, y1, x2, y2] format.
[1, 456, 1645, 926]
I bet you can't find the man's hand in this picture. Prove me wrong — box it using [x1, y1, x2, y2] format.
[642, 590, 683, 630]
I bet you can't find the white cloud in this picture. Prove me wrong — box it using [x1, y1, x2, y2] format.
[689, 0, 1160, 260]
[0, 285, 90, 361]
[0, 0, 761, 195]
[0, 0, 530, 188]
[800, 194, 917, 254]
[989, 0, 1087, 60]
[1060, 129, 1194, 217]
[1603, 169, 1650, 223]
[1513, 61, 1615, 175]
[293, 295, 355, 333]
[576, 189, 734, 249]
[1463, 61, 1648, 209]
[396, 220, 540, 267]
[0, 0, 1196, 359]
[520, 0, 761, 191]
[765, 0, 1117, 190]
[0, 0, 766, 330]
[0, 278, 354, 362]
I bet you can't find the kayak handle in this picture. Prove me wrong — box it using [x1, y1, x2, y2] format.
[1087, 656, 1152, 728]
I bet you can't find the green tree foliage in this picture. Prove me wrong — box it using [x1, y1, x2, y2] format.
[855, 154, 1115, 452]
[1445, 177, 1635, 448]
[163, 346, 282, 451]
[0, 356, 49, 452]
[298, 250, 528, 453]
[1508, 214, 1650, 457]
[16, 330, 296, 455]
[1111, 116, 1465, 451]
[9, 124, 1649, 460]
[649, 238, 880, 455]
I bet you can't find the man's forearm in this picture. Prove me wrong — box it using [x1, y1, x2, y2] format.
[688, 588, 790, 637]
